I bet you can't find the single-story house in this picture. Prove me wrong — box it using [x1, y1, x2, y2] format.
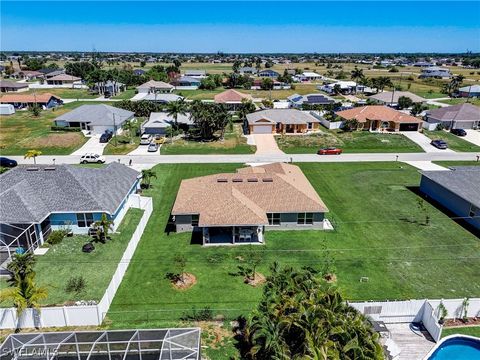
[419, 67, 452, 79]
[0, 80, 29, 93]
[54, 104, 134, 134]
[214, 89, 253, 110]
[136, 80, 174, 94]
[420, 166, 480, 231]
[170, 76, 201, 90]
[93, 80, 125, 96]
[239, 67, 258, 75]
[297, 72, 323, 82]
[183, 70, 206, 78]
[335, 105, 422, 132]
[246, 109, 320, 134]
[46, 74, 82, 85]
[318, 81, 371, 95]
[251, 79, 291, 90]
[458, 85, 480, 98]
[171, 163, 330, 245]
[142, 112, 193, 135]
[0, 93, 63, 109]
[12, 70, 44, 80]
[424, 103, 480, 130]
[133, 69, 146, 76]
[368, 91, 426, 106]
[0, 163, 140, 262]
[288, 93, 336, 108]
[43, 70, 66, 79]
[135, 93, 184, 103]
[257, 69, 280, 78]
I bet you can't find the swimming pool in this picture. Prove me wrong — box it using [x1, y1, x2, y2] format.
[426, 335, 480, 360]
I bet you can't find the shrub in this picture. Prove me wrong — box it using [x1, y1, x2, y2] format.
[46, 230, 66, 245]
[65, 275, 87, 297]
[180, 306, 214, 321]
[388, 67, 399, 73]
[51, 126, 81, 132]
[116, 135, 130, 144]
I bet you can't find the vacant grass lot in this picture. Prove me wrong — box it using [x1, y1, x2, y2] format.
[24, 88, 96, 99]
[441, 326, 480, 338]
[277, 131, 424, 154]
[107, 162, 480, 330]
[424, 130, 480, 152]
[0, 101, 95, 155]
[160, 125, 255, 155]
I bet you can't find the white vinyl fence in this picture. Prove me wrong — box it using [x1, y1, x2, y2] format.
[0, 195, 153, 330]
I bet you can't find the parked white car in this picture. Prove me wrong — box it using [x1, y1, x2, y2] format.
[140, 134, 153, 145]
[80, 153, 106, 164]
[148, 142, 159, 152]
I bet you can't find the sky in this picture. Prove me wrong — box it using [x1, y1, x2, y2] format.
[1, 1, 480, 53]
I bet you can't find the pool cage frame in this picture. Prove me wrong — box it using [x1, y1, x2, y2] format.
[0, 329, 201, 360]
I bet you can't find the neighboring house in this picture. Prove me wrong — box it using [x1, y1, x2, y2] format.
[183, 69, 206, 78]
[246, 109, 320, 134]
[43, 70, 66, 79]
[135, 93, 184, 103]
[136, 80, 174, 94]
[414, 61, 435, 67]
[318, 81, 371, 95]
[171, 163, 330, 245]
[251, 79, 291, 90]
[170, 76, 201, 90]
[419, 67, 452, 79]
[420, 166, 480, 231]
[46, 74, 82, 85]
[0, 80, 29, 93]
[297, 72, 323, 82]
[0, 163, 140, 262]
[239, 66, 258, 75]
[424, 103, 480, 130]
[54, 104, 134, 134]
[133, 69, 146, 76]
[142, 112, 193, 135]
[335, 105, 422, 131]
[287, 93, 336, 108]
[257, 69, 280, 78]
[458, 85, 480, 98]
[368, 91, 426, 106]
[13, 70, 44, 80]
[93, 80, 125, 96]
[214, 89, 253, 111]
[0, 93, 63, 109]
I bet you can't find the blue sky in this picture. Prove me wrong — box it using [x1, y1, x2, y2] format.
[1, 1, 479, 53]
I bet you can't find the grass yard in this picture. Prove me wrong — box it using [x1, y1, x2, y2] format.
[24, 88, 97, 99]
[160, 124, 255, 155]
[0, 101, 98, 155]
[441, 326, 480, 338]
[112, 88, 136, 100]
[106, 162, 480, 332]
[424, 130, 480, 152]
[276, 130, 424, 154]
[437, 98, 480, 106]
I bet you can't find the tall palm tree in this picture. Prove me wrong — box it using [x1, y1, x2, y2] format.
[141, 169, 157, 189]
[166, 98, 188, 129]
[1, 275, 48, 318]
[350, 67, 364, 93]
[7, 253, 36, 285]
[24, 149, 42, 165]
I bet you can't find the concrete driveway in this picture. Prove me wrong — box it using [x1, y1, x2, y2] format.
[128, 144, 161, 155]
[251, 134, 284, 155]
[401, 132, 454, 153]
[71, 135, 108, 155]
[463, 130, 480, 147]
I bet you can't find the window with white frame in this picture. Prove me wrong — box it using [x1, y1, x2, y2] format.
[267, 213, 281, 225]
[297, 212, 314, 225]
[76, 213, 94, 228]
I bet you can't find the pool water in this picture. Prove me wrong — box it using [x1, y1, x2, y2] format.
[428, 337, 480, 360]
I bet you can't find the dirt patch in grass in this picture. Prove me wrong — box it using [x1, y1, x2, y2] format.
[171, 273, 197, 290]
[197, 321, 232, 350]
[324, 273, 337, 283]
[245, 272, 266, 287]
[28, 132, 85, 148]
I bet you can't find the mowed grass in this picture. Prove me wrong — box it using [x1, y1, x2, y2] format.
[24, 88, 97, 99]
[112, 88, 137, 100]
[0, 101, 95, 155]
[106, 162, 480, 329]
[277, 130, 424, 154]
[424, 130, 480, 152]
[441, 326, 480, 338]
[437, 98, 480, 106]
[160, 124, 255, 155]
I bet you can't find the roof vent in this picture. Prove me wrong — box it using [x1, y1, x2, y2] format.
[217, 178, 228, 183]
[262, 178, 273, 182]
[26, 167, 39, 171]
[247, 178, 258, 182]
[44, 167, 56, 171]
[232, 178, 243, 183]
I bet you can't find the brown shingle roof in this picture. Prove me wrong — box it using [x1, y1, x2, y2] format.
[172, 163, 328, 226]
[214, 89, 253, 104]
[336, 105, 422, 124]
[47, 74, 81, 81]
[0, 93, 61, 104]
[136, 80, 174, 90]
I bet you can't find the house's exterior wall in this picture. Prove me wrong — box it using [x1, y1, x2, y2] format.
[420, 176, 480, 230]
[49, 212, 104, 234]
[425, 116, 477, 130]
[265, 212, 325, 230]
[175, 214, 195, 232]
[92, 123, 126, 135]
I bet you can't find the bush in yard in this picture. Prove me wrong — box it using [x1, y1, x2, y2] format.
[180, 306, 214, 321]
[116, 135, 131, 144]
[46, 230, 67, 245]
[65, 276, 87, 297]
[51, 126, 82, 132]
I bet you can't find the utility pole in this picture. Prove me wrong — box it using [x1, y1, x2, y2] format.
[113, 113, 117, 146]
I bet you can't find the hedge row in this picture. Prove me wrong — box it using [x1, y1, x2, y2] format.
[51, 126, 82, 132]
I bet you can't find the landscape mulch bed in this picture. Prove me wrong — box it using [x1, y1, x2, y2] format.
[171, 273, 197, 290]
[443, 317, 480, 327]
[244, 272, 266, 287]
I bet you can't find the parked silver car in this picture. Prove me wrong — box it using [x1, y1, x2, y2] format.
[147, 142, 159, 152]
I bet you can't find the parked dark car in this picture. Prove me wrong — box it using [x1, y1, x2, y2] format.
[0, 157, 18, 168]
[103, 91, 112, 99]
[317, 147, 343, 155]
[450, 128, 467, 137]
[431, 139, 448, 149]
[99, 130, 113, 143]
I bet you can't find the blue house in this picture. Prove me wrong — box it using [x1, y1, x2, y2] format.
[0, 163, 140, 263]
[258, 69, 280, 78]
[420, 167, 480, 231]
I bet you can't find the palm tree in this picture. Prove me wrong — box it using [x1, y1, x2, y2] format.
[122, 120, 136, 144]
[166, 98, 188, 129]
[92, 213, 114, 242]
[7, 253, 36, 285]
[350, 67, 364, 93]
[1, 275, 48, 317]
[141, 169, 157, 189]
[24, 149, 42, 164]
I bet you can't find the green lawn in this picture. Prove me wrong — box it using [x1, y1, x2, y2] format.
[107, 162, 480, 331]
[25, 88, 97, 99]
[277, 131, 424, 154]
[112, 88, 136, 100]
[437, 98, 480, 106]
[442, 326, 480, 338]
[160, 125, 255, 155]
[0, 101, 94, 155]
[424, 130, 480, 152]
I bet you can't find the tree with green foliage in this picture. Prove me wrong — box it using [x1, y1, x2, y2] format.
[29, 104, 42, 117]
[173, 254, 187, 283]
[122, 120, 137, 144]
[410, 102, 426, 116]
[397, 96, 414, 110]
[65, 61, 97, 79]
[141, 169, 157, 189]
[92, 214, 114, 242]
[260, 77, 274, 90]
[166, 98, 188, 129]
[24, 149, 42, 164]
[236, 99, 256, 121]
[24, 58, 46, 71]
[350, 67, 364, 92]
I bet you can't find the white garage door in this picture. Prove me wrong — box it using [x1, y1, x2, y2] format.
[252, 125, 272, 134]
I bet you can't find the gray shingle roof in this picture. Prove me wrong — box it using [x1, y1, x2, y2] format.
[144, 112, 193, 129]
[369, 91, 426, 104]
[0, 163, 139, 223]
[0, 80, 28, 89]
[426, 103, 480, 122]
[246, 109, 320, 125]
[421, 167, 480, 208]
[54, 104, 134, 126]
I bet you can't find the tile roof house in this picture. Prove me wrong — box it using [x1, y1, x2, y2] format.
[214, 89, 253, 110]
[13, 70, 44, 80]
[0, 163, 140, 262]
[171, 163, 330, 245]
[420, 166, 480, 231]
[136, 80, 174, 94]
[246, 109, 321, 134]
[336, 105, 422, 132]
[0, 80, 29, 93]
[0, 93, 63, 109]
[54, 104, 134, 135]
[46, 74, 82, 85]
[369, 91, 426, 106]
[424, 103, 480, 130]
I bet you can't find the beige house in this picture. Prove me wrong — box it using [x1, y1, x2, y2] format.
[246, 109, 321, 134]
[171, 163, 330, 245]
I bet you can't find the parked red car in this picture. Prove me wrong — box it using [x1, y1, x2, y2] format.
[317, 147, 343, 155]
